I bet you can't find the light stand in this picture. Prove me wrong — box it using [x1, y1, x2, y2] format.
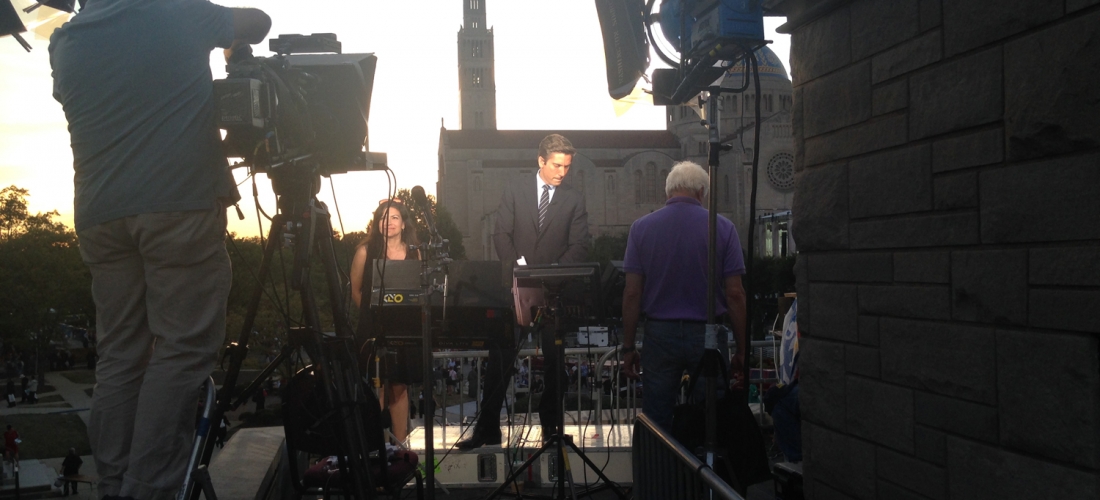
[487, 279, 627, 500]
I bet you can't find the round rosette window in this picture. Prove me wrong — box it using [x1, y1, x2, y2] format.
[766, 152, 795, 191]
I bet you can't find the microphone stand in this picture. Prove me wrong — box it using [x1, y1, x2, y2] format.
[414, 187, 447, 500]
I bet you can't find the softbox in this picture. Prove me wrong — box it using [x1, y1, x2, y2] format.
[595, 0, 649, 100]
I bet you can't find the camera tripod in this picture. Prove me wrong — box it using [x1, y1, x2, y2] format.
[185, 165, 378, 500]
[487, 286, 627, 500]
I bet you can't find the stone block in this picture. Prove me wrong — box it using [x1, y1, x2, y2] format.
[810, 481, 859, 500]
[910, 48, 1003, 139]
[931, 127, 1004, 173]
[858, 315, 879, 346]
[947, 437, 1100, 500]
[980, 154, 1100, 243]
[803, 423, 877, 500]
[1029, 289, 1100, 333]
[876, 446, 946, 500]
[933, 172, 978, 210]
[872, 30, 942, 84]
[997, 330, 1100, 469]
[800, 338, 847, 430]
[1030, 247, 1100, 286]
[878, 481, 935, 500]
[792, 163, 849, 251]
[1005, 10, 1100, 161]
[803, 113, 908, 166]
[1068, 0, 1100, 12]
[850, 0, 921, 60]
[894, 251, 950, 284]
[790, 6, 852, 85]
[914, 426, 946, 465]
[914, 391, 999, 443]
[849, 144, 932, 218]
[850, 212, 980, 249]
[808, 252, 892, 283]
[793, 86, 805, 170]
[951, 249, 1028, 325]
[846, 376, 914, 453]
[858, 285, 950, 320]
[803, 62, 872, 138]
[808, 284, 859, 342]
[919, 0, 942, 31]
[942, 0, 1063, 56]
[872, 79, 907, 116]
[845, 344, 880, 378]
[880, 318, 997, 404]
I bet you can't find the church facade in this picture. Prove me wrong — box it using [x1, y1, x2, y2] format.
[437, 1, 795, 260]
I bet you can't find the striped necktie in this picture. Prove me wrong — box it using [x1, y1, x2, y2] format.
[538, 184, 551, 231]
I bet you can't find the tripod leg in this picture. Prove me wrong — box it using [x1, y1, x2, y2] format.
[564, 440, 628, 499]
[485, 442, 552, 499]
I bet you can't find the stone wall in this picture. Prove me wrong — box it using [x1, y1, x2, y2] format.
[785, 0, 1100, 498]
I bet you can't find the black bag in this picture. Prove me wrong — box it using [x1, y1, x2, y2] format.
[672, 356, 772, 493]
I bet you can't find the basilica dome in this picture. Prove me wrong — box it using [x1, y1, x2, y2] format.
[721, 46, 790, 84]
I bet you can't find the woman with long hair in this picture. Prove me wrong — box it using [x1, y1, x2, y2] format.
[350, 200, 420, 443]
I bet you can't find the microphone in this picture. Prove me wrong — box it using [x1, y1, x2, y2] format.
[410, 186, 440, 242]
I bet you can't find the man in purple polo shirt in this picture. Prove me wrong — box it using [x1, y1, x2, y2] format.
[621, 161, 747, 430]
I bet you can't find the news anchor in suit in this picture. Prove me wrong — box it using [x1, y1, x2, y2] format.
[456, 134, 591, 450]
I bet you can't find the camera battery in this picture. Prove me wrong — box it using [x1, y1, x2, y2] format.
[213, 78, 266, 128]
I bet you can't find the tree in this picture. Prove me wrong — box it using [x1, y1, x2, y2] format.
[0, 185, 30, 241]
[0, 188, 94, 378]
[392, 189, 467, 260]
[588, 231, 629, 268]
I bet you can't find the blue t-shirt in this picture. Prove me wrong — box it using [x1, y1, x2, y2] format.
[622, 196, 745, 321]
[49, 0, 238, 232]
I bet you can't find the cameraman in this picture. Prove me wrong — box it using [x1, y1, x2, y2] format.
[49, 2, 270, 499]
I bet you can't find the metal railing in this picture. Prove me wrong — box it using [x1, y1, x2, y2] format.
[632, 413, 744, 500]
[424, 338, 780, 436]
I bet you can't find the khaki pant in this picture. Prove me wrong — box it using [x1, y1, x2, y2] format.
[79, 209, 231, 500]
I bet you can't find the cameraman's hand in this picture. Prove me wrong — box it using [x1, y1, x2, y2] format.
[224, 40, 253, 64]
[623, 351, 641, 380]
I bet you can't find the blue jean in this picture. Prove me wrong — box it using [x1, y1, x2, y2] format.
[641, 320, 729, 431]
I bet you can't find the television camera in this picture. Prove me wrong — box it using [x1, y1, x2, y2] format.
[213, 33, 387, 181]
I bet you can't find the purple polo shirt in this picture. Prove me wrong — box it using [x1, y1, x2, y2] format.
[623, 196, 745, 321]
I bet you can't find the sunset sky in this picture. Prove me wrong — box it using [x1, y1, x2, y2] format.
[0, 0, 790, 237]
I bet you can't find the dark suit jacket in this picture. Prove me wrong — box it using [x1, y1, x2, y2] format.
[493, 175, 590, 265]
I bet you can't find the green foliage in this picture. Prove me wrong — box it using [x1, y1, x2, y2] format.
[0, 187, 94, 370]
[392, 188, 466, 260]
[749, 255, 797, 296]
[588, 231, 629, 267]
[223, 230, 361, 371]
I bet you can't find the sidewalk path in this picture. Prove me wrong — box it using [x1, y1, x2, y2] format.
[0, 372, 93, 426]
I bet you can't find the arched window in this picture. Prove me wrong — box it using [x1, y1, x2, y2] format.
[473, 175, 482, 193]
[606, 175, 615, 195]
[659, 169, 669, 199]
[645, 162, 657, 203]
[633, 170, 643, 203]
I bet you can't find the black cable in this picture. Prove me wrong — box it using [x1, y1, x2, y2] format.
[745, 49, 763, 387]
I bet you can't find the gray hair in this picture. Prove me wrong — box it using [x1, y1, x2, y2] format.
[665, 161, 710, 198]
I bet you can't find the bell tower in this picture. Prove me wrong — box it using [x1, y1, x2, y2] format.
[457, 0, 496, 130]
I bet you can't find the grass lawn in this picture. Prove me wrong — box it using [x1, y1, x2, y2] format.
[61, 370, 97, 385]
[2, 413, 91, 459]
